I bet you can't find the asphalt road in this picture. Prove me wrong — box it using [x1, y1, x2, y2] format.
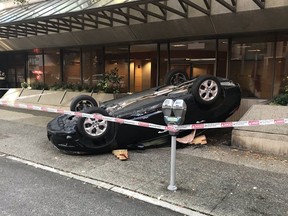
[0, 156, 182, 216]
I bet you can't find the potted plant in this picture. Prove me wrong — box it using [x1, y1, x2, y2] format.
[96, 67, 123, 94]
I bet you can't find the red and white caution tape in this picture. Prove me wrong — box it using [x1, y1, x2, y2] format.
[0, 101, 170, 131]
[177, 119, 288, 130]
[0, 100, 287, 132]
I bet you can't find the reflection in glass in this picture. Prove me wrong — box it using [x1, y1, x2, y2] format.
[44, 49, 61, 85]
[216, 39, 228, 78]
[28, 50, 44, 85]
[230, 39, 274, 99]
[63, 48, 81, 84]
[170, 40, 216, 78]
[82, 47, 104, 86]
[2, 54, 25, 88]
[274, 36, 288, 97]
[105, 46, 128, 93]
[130, 44, 157, 92]
[159, 43, 169, 85]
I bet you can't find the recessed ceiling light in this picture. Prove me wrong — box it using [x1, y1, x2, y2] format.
[172, 44, 186, 47]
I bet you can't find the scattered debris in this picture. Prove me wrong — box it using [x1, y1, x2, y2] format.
[176, 130, 196, 144]
[191, 135, 207, 145]
[112, 149, 128, 161]
[176, 130, 207, 145]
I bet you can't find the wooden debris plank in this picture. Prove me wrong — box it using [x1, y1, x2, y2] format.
[112, 149, 128, 161]
[191, 135, 207, 145]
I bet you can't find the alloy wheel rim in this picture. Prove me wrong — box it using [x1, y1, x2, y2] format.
[198, 79, 218, 101]
[83, 117, 107, 137]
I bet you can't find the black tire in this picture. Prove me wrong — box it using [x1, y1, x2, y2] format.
[191, 76, 221, 105]
[77, 107, 114, 141]
[164, 69, 189, 85]
[70, 95, 98, 111]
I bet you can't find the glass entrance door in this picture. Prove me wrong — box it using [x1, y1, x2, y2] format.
[170, 59, 215, 78]
[170, 40, 216, 78]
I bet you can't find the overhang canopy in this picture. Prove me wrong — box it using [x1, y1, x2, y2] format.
[0, 0, 266, 39]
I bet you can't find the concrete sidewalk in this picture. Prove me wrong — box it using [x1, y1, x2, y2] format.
[0, 106, 287, 216]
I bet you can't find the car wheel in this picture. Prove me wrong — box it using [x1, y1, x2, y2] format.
[70, 95, 98, 111]
[191, 76, 221, 105]
[77, 107, 114, 141]
[164, 69, 189, 85]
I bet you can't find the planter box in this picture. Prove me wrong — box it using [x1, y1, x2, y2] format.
[232, 104, 288, 157]
[1, 88, 116, 108]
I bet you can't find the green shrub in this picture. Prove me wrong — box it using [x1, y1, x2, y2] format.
[21, 82, 29, 88]
[62, 83, 75, 91]
[271, 94, 288, 106]
[49, 82, 64, 91]
[30, 82, 49, 90]
[83, 84, 99, 93]
[96, 67, 123, 94]
[28, 69, 124, 94]
[279, 76, 288, 94]
[47, 82, 99, 93]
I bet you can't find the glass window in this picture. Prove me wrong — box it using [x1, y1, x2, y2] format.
[0, 54, 8, 87]
[105, 46, 129, 93]
[63, 48, 81, 84]
[1, 53, 25, 88]
[216, 39, 228, 78]
[170, 40, 216, 78]
[82, 47, 104, 86]
[130, 44, 157, 92]
[31, 0, 71, 19]
[88, 0, 136, 10]
[230, 37, 275, 99]
[44, 49, 61, 85]
[3, 2, 41, 23]
[273, 35, 288, 97]
[27, 49, 44, 84]
[159, 43, 169, 85]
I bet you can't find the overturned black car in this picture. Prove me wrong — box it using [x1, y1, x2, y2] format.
[47, 75, 241, 154]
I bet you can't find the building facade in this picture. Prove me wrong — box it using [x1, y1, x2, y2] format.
[0, 0, 288, 99]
